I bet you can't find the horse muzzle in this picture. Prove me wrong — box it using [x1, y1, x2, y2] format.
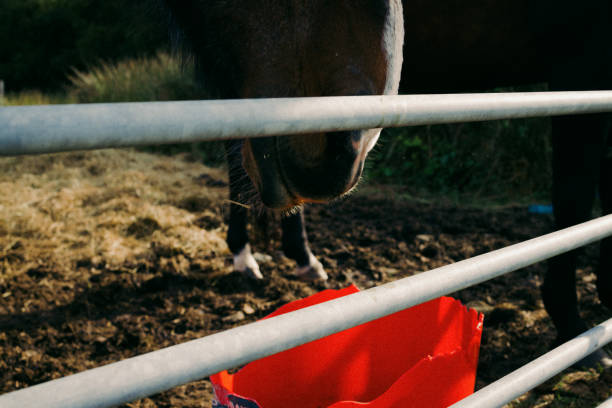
[243, 129, 379, 209]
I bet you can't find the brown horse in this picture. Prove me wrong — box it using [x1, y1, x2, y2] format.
[162, 0, 403, 279]
[163, 0, 610, 366]
[399, 0, 612, 367]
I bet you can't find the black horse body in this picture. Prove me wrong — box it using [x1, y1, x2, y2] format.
[398, 1, 612, 361]
[163, 0, 611, 364]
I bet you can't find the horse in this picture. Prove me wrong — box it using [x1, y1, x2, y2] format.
[398, 0, 612, 366]
[163, 0, 610, 366]
[161, 0, 404, 280]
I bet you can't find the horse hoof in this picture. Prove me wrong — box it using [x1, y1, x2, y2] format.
[571, 348, 612, 370]
[295, 257, 328, 281]
[233, 244, 263, 280]
[241, 266, 264, 280]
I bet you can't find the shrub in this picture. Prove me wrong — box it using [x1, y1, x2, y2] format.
[368, 116, 552, 203]
[68, 52, 226, 165]
[68, 52, 203, 103]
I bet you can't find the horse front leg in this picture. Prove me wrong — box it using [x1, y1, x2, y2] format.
[281, 209, 327, 281]
[225, 140, 263, 279]
[543, 114, 612, 367]
[544, 115, 604, 342]
[598, 133, 612, 309]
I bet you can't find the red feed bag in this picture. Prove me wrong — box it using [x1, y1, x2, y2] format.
[211, 285, 483, 408]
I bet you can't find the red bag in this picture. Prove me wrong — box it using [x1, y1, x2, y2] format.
[211, 285, 483, 408]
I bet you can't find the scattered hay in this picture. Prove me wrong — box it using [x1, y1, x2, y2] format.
[126, 218, 161, 239]
[0, 149, 229, 278]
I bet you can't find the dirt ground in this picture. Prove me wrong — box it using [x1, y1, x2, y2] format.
[1, 149, 610, 407]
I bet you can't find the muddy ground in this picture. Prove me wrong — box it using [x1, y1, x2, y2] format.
[0, 150, 610, 407]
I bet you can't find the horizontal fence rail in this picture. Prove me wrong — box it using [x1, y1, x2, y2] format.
[2, 214, 612, 408]
[3, 91, 612, 155]
[599, 397, 612, 408]
[450, 317, 612, 408]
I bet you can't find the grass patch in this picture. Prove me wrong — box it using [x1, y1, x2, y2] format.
[1, 90, 74, 106]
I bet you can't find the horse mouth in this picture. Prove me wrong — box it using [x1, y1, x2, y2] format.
[242, 133, 365, 210]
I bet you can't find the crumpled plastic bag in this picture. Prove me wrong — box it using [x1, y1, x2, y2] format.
[211, 284, 483, 408]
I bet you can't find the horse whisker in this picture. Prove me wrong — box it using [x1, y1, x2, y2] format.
[225, 199, 251, 209]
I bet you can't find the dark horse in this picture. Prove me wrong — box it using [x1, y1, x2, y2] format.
[163, 0, 610, 365]
[162, 0, 404, 281]
[398, 0, 612, 366]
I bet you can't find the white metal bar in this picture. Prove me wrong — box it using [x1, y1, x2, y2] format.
[1, 214, 612, 408]
[598, 397, 612, 408]
[2, 91, 612, 155]
[450, 318, 612, 408]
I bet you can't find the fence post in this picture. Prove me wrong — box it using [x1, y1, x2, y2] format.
[0, 80, 4, 104]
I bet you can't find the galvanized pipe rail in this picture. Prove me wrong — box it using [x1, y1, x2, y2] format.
[2, 214, 612, 408]
[3, 91, 612, 406]
[3, 91, 612, 155]
[599, 397, 612, 408]
[450, 317, 612, 408]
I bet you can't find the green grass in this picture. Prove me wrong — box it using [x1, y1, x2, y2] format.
[1, 90, 73, 106]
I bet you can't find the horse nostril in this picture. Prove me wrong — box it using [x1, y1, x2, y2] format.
[327, 130, 362, 161]
[329, 131, 357, 146]
[350, 131, 365, 155]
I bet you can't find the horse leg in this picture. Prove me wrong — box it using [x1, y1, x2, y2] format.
[590, 122, 612, 368]
[281, 209, 327, 281]
[597, 133, 612, 309]
[543, 115, 605, 342]
[543, 114, 612, 367]
[225, 140, 263, 279]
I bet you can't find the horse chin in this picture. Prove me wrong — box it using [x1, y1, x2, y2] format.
[242, 138, 301, 210]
